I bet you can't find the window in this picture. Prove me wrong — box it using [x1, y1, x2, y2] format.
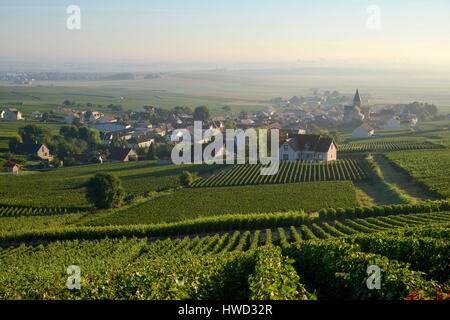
[283, 144, 288, 151]
[283, 154, 289, 161]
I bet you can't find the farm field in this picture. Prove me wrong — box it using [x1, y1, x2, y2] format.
[338, 140, 441, 153]
[92, 181, 359, 225]
[0, 213, 88, 237]
[0, 85, 268, 117]
[385, 149, 450, 199]
[0, 161, 219, 208]
[192, 159, 368, 187]
[0, 212, 448, 300]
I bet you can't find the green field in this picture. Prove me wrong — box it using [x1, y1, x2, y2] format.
[0, 212, 448, 300]
[0, 161, 218, 208]
[1, 80, 450, 301]
[385, 149, 450, 199]
[92, 181, 358, 225]
[0, 85, 268, 117]
[339, 140, 440, 153]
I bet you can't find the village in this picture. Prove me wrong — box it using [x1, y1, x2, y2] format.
[0, 89, 443, 173]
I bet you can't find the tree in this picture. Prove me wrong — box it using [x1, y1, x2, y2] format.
[78, 126, 101, 145]
[147, 143, 158, 160]
[60, 126, 79, 139]
[110, 135, 127, 149]
[8, 135, 22, 153]
[224, 120, 237, 129]
[329, 130, 340, 143]
[156, 143, 174, 159]
[179, 171, 198, 187]
[18, 125, 51, 144]
[85, 173, 125, 209]
[42, 112, 50, 122]
[193, 106, 211, 122]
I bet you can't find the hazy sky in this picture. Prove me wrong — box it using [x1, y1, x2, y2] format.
[1, 0, 450, 69]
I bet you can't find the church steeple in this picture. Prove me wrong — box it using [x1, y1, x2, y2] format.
[353, 89, 362, 107]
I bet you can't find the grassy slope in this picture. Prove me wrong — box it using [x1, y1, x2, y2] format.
[0, 161, 218, 208]
[91, 181, 358, 225]
[385, 149, 450, 198]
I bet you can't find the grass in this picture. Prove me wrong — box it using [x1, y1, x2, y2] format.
[0, 160, 219, 208]
[385, 149, 450, 199]
[91, 181, 359, 225]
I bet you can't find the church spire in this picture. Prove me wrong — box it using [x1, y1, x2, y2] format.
[353, 89, 362, 107]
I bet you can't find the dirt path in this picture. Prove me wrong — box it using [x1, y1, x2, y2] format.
[373, 154, 435, 201]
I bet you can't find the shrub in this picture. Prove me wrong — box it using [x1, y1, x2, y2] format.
[86, 173, 125, 209]
[328, 208, 337, 220]
[179, 171, 198, 187]
[355, 207, 364, 218]
[319, 208, 328, 220]
[345, 207, 356, 219]
[248, 246, 315, 300]
[336, 208, 345, 218]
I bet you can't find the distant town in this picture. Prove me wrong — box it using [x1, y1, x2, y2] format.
[1, 88, 447, 172]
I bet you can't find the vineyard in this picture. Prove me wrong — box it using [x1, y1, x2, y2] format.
[385, 149, 450, 198]
[339, 140, 440, 153]
[191, 159, 368, 187]
[0, 212, 448, 300]
[1, 200, 448, 243]
[0, 160, 219, 208]
[0, 205, 79, 217]
[92, 181, 358, 225]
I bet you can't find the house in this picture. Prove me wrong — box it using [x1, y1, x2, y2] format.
[108, 148, 138, 162]
[381, 117, 401, 130]
[352, 123, 375, 139]
[279, 134, 337, 161]
[96, 115, 117, 124]
[149, 127, 166, 136]
[2, 108, 23, 120]
[100, 132, 114, 145]
[16, 143, 53, 161]
[127, 136, 154, 150]
[408, 116, 418, 127]
[89, 123, 127, 133]
[31, 111, 43, 119]
[84, 111, 103, 123]
[3, 161, 20, 174]
[65, 112, 83, 124]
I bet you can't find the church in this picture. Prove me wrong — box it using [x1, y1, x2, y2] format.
[344, 90, 365, 122]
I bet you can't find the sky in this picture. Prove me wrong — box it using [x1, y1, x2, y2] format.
[1, 0, 450, 70]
